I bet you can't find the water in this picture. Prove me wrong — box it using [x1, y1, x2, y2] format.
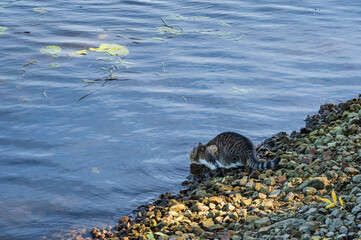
[0, 0, 360, 239]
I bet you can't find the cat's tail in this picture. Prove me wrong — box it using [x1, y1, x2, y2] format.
[247, 155, 281, 171]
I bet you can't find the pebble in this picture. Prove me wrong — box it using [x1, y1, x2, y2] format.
[269, 190, 280, 198]
[88, 98, 361, 240]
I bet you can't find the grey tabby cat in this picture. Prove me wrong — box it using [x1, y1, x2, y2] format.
[190, 132, 280, 171]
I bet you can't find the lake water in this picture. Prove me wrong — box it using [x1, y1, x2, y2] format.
[0, 0, 360, 239]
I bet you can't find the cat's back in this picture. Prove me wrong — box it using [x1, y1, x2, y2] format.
[207, 132, 253, 150]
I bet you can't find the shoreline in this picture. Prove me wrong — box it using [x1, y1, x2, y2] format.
[91, 95, 361, 240]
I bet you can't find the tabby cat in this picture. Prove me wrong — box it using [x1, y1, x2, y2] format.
[190, 132, 280, 171]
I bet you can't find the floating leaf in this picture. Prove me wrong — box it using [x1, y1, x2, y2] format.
[100, 67, 107, 70]
[43, 89, 47, 98]
[219, 21, 231, 27]
[339, 197, 343, 207]
[96, 56, 116, 62]
[33, 8, 47, 13]
[49, 63, 59, 67]
[78, 91, 94, 101]
[89, 44, 129, 56]
[152, 37, 165, 41]
[216, 33, 235, 39]
[40, 45, 62, 57]
[0, 26, 8, 32]
[312, 238, 319, 240]
[332, 189, 337, 204]
[319, 198, 332, 204]
[325, 203, 335, 209]
[82, 79, 97, 83]
[76, 49, 88, 55]
[230, 87, 247, 94]
[157, 26, 183, 36]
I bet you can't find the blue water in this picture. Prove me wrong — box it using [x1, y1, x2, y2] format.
[0, 0, 360, 239]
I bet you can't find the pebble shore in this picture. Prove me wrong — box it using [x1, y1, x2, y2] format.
[90, 96, 361, 240]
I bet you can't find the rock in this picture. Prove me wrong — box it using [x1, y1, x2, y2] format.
[242, 199, 252, 206]
[285, 192, 295, 201]
[208, 224, 224, 231]
[303, 221, 321, 232]
[304, 208, 318, 216]
[191, 203, 209, 212]
[269, 190, 281, 198]
[254, 217, 271, 228]
[245, 215, 260, 224]
[170, 204, 186, 212]
[195, 190, 207, 199]
[352, 206, 361, 215]
[261, 201, 273, 210]
[224, 203, 235, 212]
[297, 177, 330, 190]
[344, 167, 359, 174]
[339, 226, 348, 234]
[352, 175, 361, 183]
[336, 233, 347, 240]
[201, 218, 214, 230]
[208, 196, 222, 204]
[264, 178, 276, 186]
[303, 187, 317, 195]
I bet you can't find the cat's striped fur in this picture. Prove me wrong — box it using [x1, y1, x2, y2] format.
[190, 132, 280, 171]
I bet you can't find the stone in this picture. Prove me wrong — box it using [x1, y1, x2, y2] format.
[254, 217, 271, 228]
[336, 233, 347, 240]
[285, 192, 295, 201]
[339, 226, 348, 234]
[208, 196, 222, 204]
[261, 201, 274, 210]
[303, 221, 321, 232]
[303, 187, 317, 195]
[352, 206, 361, 215]
[344, 167, 359, 174]
[191, 203, 209, 212]
[353, 175, 361, 183]
[170, 204, 186, 212]
[195, 190, 207, 199]
[297, 177, 330, 190]
[242, 199, 252, 206]
[264, 178, 276, 186]
[304, 208, 318, 216]
[208, 224, 224, 231]
[201, 218, 214, 230]
[245, 215, 260, 224]
[224, 203, 235, 212]
[269, 190, 281, 198]
[258, 193, 267, 199]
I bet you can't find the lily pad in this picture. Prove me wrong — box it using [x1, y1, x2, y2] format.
[157, 26, 183, 35]
[33, 8, 47, 13]
[49, 63, 59, 68]
[40, 45, 62, 57]
[96, 56, 116, 62]
[152, 37, 165, 41]
[75, 49, 88, 55]
[89, 44, 129, 56]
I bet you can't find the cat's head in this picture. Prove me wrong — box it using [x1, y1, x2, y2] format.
[190, 142, 206, 163]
